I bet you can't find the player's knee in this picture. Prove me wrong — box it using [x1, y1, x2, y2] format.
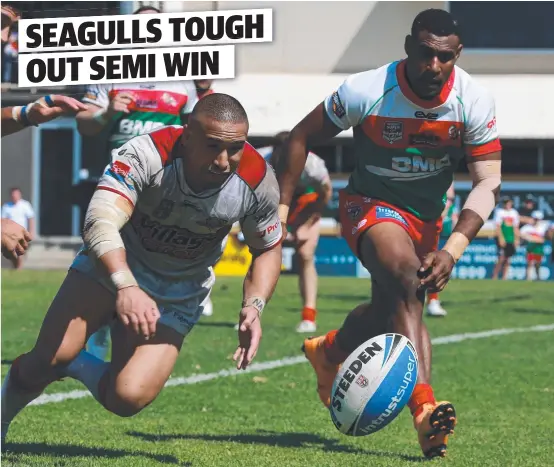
[106, 386, 156, 418]
[297, 248, 314, 263]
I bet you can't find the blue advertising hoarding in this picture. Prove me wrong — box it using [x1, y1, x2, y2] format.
[306, 236, 554, 281]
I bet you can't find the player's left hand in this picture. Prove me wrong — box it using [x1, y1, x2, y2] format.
[27, 95, 88, 125]
[233, 306, 262, 370]
[418, 250, 456, 293]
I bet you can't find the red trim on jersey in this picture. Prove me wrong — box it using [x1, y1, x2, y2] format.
[97, 186, 135, 207]
[465, 139, 502, 157]
[361, 115, 463, 149]
[148, 126, 184, 165]
[396, 60, 455, 109]
[236, 143, 267, 190]
[108, 89, 189, 115]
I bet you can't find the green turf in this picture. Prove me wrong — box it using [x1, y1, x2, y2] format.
[2, 270, 554, 466]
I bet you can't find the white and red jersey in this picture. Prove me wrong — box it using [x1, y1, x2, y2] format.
[323, 60, 501, 220]
[259, 147, 330, 197]
[84, 126, 282, 281]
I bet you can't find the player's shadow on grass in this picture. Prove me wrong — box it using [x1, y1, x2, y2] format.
[2, 442, 187, 465]
[127, 430, 424, 463]
[1, 359, 14, 365]
[510, 307, 554, 316]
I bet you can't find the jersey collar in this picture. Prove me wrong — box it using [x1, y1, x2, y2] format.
[396, 60, 455, 109]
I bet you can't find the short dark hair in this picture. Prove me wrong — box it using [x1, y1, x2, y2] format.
[190, 93, 248, 125]
[133, 5, 161, 14]
[10, 187, 21, 193]
[411, 9, 461, 40]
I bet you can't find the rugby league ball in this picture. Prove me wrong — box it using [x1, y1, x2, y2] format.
[329, 333, 418, 436]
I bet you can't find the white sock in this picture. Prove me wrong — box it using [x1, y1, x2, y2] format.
[63, 350, 109, 402]
[1, 367, 43, 425]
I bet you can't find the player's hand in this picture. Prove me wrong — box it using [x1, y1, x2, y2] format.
[27, 95, 88, 125]
[115, 286, 160, 340]
[418, 250, 456, 293]
[108, 92, 135, 115]
[233, 306, 262, 370]
[1, 219, 32, 260]
[498, 238, 506, 248]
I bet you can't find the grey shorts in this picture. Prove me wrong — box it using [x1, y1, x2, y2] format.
[71, 253, 214, 336]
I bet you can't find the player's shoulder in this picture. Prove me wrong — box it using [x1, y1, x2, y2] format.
[340, 62, 395, 100]
[236, 143, 271, 191]
[145, 125, 184, 165]
[453, 65, 495, 105]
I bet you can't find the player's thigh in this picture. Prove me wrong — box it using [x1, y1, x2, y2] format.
[296, 220, 321, 259]
[359, 222, 422, 300]
[108, 321, 184, 410]
[31, 268, 115, 366]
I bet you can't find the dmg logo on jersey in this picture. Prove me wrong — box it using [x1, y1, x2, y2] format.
[414, 111, 439, 120]
[375, 207, 408, 226]
[118, 119, 165, 136]
[392, 155, 451, 174]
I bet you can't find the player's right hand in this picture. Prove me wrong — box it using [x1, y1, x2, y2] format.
[498, 238, 506, 248]
[108, 92, 134, 115]
[115, 286, 160, 340]
[1, 219, 32, 260]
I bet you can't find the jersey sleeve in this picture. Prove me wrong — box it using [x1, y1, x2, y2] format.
[181, 82, 199, 115]
[82, 83, 110, 109]
[323, 72, 372, 130]
[240, 166, 283, 252]
[463, 86, 502, 157]
[96, 135, 162, 207]
[513, 211, 521, 227]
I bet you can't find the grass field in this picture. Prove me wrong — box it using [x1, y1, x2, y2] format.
[2, 270, 554, 466]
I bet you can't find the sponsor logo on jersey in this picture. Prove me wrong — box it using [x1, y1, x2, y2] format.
[105, 160, 135, 190]
[351, 218, 367, 235]
[117, 119, 166, 137]
[196, 216, 230, 230]
[366, 154, 451, 181]
[162, 92, 178, 108]
[134, 99, 158, 110]
[131, 211, 229, 260]
[331, 91, 346, 119]
[257, 221, 279, 237]
[375, 206, 408, 226]
[153, 199, 175, 219]
[414, 111, 439, 120]
[382, 121, 404, 144]
[409, 132, 441, 147]
[448, 125, 460, 140]
[345, 201, 362, 221]
[487, 117, 497, 129]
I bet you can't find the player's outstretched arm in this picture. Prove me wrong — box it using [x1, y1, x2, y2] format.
[2, 95, 88, 138]
[278, 104, 341, 225]
[83, 137, 161, 339]
[233, 243, 283, 370]
[421, 152, 502, 291]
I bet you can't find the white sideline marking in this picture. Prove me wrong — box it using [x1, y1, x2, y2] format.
[28, 323, 554, 407]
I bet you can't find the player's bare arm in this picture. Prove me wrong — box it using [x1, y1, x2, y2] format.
[76, 92, 134, 136]
[421, 152, 502, 291]
[278, 105, 341, 224]
[234, 243, 283, 370]
[2, 95, 88, 138]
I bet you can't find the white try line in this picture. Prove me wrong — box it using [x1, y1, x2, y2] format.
[29, 323, 554, 407]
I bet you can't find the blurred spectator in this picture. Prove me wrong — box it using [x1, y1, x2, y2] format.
[2, 28, 18, 83]
[518, 195, 536, 228]
[492, 197, 520, 280]
[1, 187, 35, 270]
[195, 80, 214, 99]
[520, 210, 548, 281]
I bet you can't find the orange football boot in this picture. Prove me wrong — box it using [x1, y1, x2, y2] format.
[301, 336, 340, 407]
[413, 401, 457, 459]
